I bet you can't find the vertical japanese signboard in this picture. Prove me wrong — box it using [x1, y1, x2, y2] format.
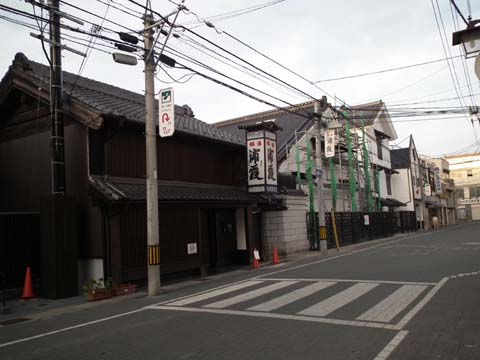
[247, 129, 278, 193]
[434, 167, 442, 194]
[422, 160, 431, 196]
[159, 87, 174, 137]
[324, 129, 335, 158]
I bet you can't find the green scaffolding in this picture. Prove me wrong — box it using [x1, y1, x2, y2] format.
[345, 120, 357, 212]
[361, 119, 373, 212]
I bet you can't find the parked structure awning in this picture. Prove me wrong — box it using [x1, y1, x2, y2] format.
[380, 197, 406, 207]
[89, 176, 257, 205]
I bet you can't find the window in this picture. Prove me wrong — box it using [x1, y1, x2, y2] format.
[376, 136, 383, 160]
[467, 169, 473, 177]
[469, 186, 480, 198]
[310, 137, 316, 155]
[455, 188, 464, 200]
[386, 173, 392, 195]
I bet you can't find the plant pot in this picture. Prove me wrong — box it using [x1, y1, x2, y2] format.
[113, 284, 137, 297]
[86, 288, 113, 301]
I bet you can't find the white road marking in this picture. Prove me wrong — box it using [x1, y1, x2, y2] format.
[298, 282, 379, 317]
[373, 330, 409, 360]
[146, 305, 398, 330]
[149, 232, 424, 308]
[247, 281, 336, 312]
[259, 278, 435, 286]
[203, 281, 297, 309]
[165, 280, 263, 306]
[0, 309, 145, 349]
[357, 285, 427, 323]
[394, 277, 449, 329]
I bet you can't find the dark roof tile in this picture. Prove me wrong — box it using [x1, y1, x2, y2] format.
[7, 53, 243, 146]
[89, 176, 255, 203]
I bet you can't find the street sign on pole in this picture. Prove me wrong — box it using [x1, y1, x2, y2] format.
[325, 129, 335, 158]
[159, 87, 174, 137]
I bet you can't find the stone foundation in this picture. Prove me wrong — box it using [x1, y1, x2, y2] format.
[261, 194, 309, 261]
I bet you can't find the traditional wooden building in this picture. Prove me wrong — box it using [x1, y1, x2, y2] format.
[0, 53, 258, 295]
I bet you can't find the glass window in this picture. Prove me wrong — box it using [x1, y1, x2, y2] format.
[376, 137, 383, 160]
[386, 173, 392, 195]
[469, 186, 480, 198]
[455, 188, 464, 199]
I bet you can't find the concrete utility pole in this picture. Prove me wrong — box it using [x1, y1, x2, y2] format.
[144, 14, 161, 295]
[48, 0, 65, 195]
[314, 100, 328, 255]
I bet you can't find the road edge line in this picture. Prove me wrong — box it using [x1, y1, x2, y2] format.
[0, 308, 145, 349]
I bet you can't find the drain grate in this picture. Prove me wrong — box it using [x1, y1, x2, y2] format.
[0, 318, 31, 326]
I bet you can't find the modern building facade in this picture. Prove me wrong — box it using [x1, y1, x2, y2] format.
[446, 153, 480, 221]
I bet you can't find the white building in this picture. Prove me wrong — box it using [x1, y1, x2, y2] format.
[446, 153, 480, 221]
[391, 136, 425, 229]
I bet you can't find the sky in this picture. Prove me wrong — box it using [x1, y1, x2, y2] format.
[1, 0, 480, 157]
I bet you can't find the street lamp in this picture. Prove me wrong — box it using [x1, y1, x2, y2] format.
[452, 21, 480, 58]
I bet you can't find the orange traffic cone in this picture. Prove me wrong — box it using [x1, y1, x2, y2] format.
[20, 267, 35, 300]
[252, 248, 259, 269]
[272, 245, 280, 265]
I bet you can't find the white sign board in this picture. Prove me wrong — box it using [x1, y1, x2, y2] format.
[265, 133, 277, 186]
[159, 87, 175, 137]
[247, 138, 266, 190]
[364, 215, 370, 226]
[187, 243, 197, 255]
[459, 198, 480, 205]
[325, 129, 335, 158]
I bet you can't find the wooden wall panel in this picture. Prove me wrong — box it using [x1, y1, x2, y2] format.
[105, 132, 246, 187]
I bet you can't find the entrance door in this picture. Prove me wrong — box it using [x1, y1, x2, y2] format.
[214, 209, 237, 266]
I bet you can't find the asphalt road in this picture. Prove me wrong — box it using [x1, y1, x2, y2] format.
[1, 222, 480, 360]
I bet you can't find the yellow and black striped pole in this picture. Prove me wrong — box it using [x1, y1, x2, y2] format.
[148, 245, 160, 266]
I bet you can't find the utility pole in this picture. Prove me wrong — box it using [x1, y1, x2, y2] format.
[144, 14, 161, 295]
[314, 100, 328, 255]
[48, 0, 65, 195]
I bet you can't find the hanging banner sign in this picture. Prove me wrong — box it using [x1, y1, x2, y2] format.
[265, 132, 277, 186]
[246, 127, 278, 193]
[325, 129, 335, 158]
[422, 161, 431, 196]
[159, 87, 175, 137]
[434, 167, 442, 194]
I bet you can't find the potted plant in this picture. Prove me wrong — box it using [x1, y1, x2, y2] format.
[82, 278, 115, 301]
[113, 283, 137, 297]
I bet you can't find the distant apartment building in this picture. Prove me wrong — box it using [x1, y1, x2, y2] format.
[446, 153, 480, 221]
[417, 156, 456, 229]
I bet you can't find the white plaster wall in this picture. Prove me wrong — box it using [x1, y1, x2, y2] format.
[262, 194, 309, 260]
[392, 169, 414, 211]
[78, 258, 104, 291]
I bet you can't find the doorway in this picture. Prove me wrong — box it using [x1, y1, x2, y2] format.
[208, 209, 237, 267]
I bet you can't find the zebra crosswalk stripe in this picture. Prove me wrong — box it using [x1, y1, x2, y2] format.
[357, 284, 427, 323]
[247, 281, 336, 312]
[203, 281, 297, 309]
[166, 280, 264, 307]
[298, 282, 379, 317]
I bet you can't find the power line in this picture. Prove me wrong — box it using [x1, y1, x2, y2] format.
[176, 61, 311, 119]
[389, 92, 480, 107]
[173, 34, 309, 102]
[59, 0, 140, 34]
[449, 0, 469, 25]
[180, 0, 286, 27]
[312, 55, 463, 83]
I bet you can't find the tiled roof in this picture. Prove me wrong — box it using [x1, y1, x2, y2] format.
[215, 100, 383, 161]
[89, 176, 255, 203]
[6, 53, 243, 146]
